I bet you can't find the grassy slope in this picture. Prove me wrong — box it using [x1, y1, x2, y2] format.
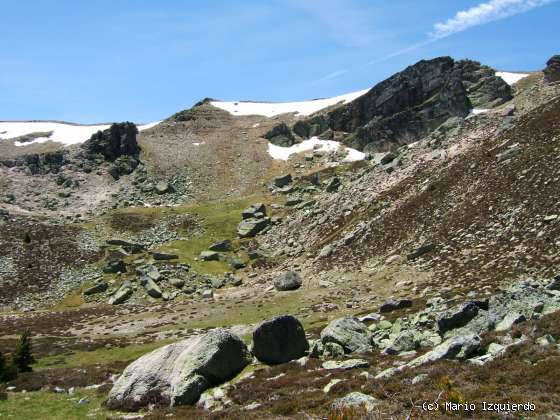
[0, 389, 110, 420]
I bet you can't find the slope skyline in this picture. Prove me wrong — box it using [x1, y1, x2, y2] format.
[0, 0, 557, 123]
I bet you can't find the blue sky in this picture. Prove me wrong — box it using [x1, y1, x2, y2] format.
[0, 0, 558, 123]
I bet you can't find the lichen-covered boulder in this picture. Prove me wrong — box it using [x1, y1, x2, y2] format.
[107, 329, 251, 409]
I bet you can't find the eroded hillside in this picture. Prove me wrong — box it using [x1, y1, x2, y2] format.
[1, 57, 559, 419]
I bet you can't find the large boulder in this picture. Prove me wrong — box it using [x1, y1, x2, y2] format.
[320, 317, 371, 353]
[107, 329, 251, 409]
[252, 315, 309, 364]
[273, 271, 302, 291]
[544, 55, 560, 84]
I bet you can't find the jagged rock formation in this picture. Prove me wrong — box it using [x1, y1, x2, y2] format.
[544, 55, 560, 84]
[293, 57, 512, 152]
[82, 122, 140, 179]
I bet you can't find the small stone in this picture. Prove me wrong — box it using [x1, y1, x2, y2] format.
[322, 359, 369, 370]
[323, 379, 342, 393]
[411, 374, 429, 384]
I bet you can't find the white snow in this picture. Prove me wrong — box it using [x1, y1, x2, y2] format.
[472, 108, 490, 115]
[496, 71, 530, 85]
[267, 137, 365, 162]
[210, 88, 370, 118]
[0, 121, 160, 147]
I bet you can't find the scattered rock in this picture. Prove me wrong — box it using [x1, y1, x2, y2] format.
[83, 282, 108, 296]
[201, 289, 214, 299]
[323, 342, 345, 359]
[273, 174, 293, 188]
[331, 392, 378, 413]
[323, 379, 342, 393]
[273, 271, 302, 291]
[155, 181, 172, 194]
[322, 359, 369, 370]
[140, 276, 162, 298]
[106, 239, 145, 254]
[200, 251, 220, 261]
[320, 317, 371, 353]
[379, 299, 412, 313]
[209, 240, 232, 252]
[437, 302, 479, 334]
[102, 259, 127, 274]
[152, 252, 178, 261]
[108, 283, 133, 305]
[407, 244, 435, 260]
[495, 312, 526, 331]
[237, 218, 271, 238]
[496, 145, 522, 162]
[325, 177, 341, 193]
[242, 203, 266, 220]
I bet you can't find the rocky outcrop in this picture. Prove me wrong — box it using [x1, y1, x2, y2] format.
[252, 315, 309, 364]
[83, 122, 139, 161]
[544, 55, 560, 84]
[1, 151, 67, 175]
[82, 122, 140, 179]
[107, 329, 251, 409]
[264, 123, 296, 147]
[294, 57, 512, 152]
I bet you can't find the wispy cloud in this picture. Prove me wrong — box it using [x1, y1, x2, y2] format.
[368, 0, 554, 65]
[313, 69, 349, 84]
[431, 0, 554, 39]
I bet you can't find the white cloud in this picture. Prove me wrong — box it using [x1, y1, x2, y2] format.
[431, 0, 554, 39]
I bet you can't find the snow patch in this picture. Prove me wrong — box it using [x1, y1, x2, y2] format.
[267, 137, 364, 162]
[0, 121, 160, 147]
[472, 108, 489, 115]
[496, 71, 530, 85]
[210, 89, 370, 118]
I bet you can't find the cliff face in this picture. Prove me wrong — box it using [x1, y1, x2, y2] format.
[294, 57, 512, 152]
